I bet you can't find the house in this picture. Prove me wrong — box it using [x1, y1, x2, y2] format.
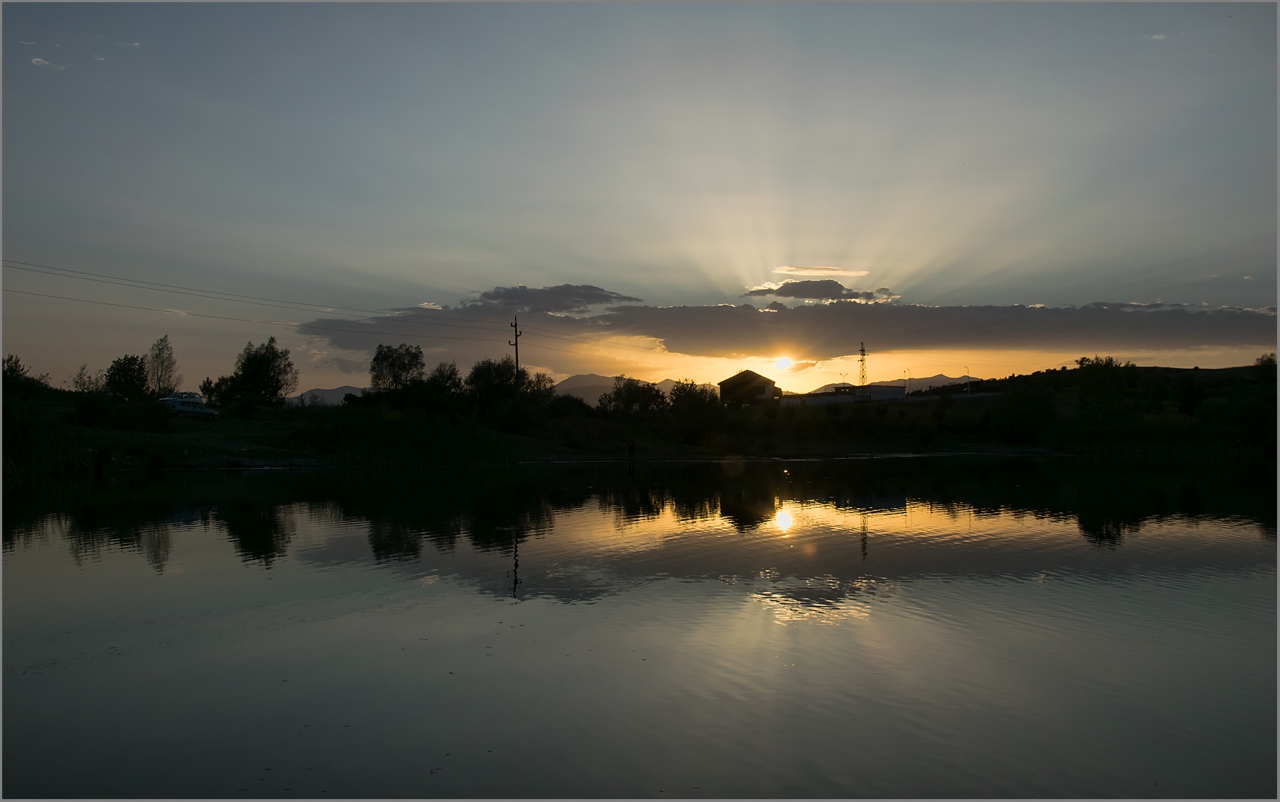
[718, 370, 781, 406]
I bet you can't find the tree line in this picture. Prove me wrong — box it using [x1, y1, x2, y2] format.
[352, 342, 723, 439]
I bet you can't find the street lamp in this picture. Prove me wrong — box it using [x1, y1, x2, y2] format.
[904, 369, 911, 399]
[963, 365, 970, 394]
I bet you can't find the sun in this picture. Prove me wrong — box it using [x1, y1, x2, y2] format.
[775, 357, 793, 370]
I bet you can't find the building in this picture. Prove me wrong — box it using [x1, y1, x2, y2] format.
[780, 382, 906, 407]
[718, 370, 781, 406]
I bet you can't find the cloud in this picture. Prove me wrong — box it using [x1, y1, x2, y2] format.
[744, 280, 898, 303]
[294, 285, 1277, 375]
[774, 265, 870, 278]
[418, 301, 442, 309]
[1145, 34, 1166, 40]
[464, 284, 642, 314]
[307, 349, 367, 374]
[93, 56, 105, 61]
[20, 41, 35, 45]
[123, 42, 141, 47]
[786, 361, 819, 373]
[31, 57, 71, 70]
[598, 300, 1276, 359]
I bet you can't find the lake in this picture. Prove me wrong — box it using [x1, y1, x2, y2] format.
[4, 457, 1275, 798]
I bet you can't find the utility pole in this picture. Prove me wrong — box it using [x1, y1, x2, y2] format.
[509, 315, 522, 372]
[904, 369, 911, 399]
[964, 365, 970, 395]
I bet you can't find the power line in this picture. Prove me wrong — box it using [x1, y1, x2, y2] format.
[3, 257, 665, 354]
[3, 260, 509, 335]
[3, 288, 670, 363]
[2, 289, 505, 346]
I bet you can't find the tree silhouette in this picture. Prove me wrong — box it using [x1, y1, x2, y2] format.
[146, 335, 183, 397]
[104, 354, 149, 401]
[598, 375, 668, 417]
[201, 337, 299, 406]
[370, 343, 426, 391]
[71, 364, 106, 393]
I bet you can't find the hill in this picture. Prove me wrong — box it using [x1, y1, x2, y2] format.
[555, 375, 717, 406]
[287, 386, 365, 406]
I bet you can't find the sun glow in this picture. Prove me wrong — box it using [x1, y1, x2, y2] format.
[775, 509, 794, 533]
[775, 357, 793, 371]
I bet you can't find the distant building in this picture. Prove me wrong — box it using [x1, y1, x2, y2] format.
[781, 382, 906, 407]
[718, 370, 781, 406]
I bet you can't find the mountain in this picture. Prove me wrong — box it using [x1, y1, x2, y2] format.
[869, 373, 972, 392]
[553, 374, 617, 405]
[799, 375, 975, 398]
[554, 375, 718, 406]
[287, 385, 365, 406]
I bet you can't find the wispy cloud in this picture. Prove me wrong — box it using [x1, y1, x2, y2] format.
[30, 57, 71, 70]
[20, 41, 35, 45]
[123, 42, 142, 47]
[1145, 34, 1166, 40]
[417, 301, 442, 310]
[93, 56, 105, 61]
[774, 265, 870, 277]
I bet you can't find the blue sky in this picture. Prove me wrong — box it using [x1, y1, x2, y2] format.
[4, 3, 1275, 391]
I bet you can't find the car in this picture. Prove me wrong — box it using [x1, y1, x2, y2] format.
[159, 396, 219, 420]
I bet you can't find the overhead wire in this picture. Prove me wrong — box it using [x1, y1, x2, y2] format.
[3, 257, 665, 355]
[2, 289, 506, 346]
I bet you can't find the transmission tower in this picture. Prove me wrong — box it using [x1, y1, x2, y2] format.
[856, 342, 870, 402]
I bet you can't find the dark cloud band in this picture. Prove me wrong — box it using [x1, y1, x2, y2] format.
[297, 285, 1277, 365]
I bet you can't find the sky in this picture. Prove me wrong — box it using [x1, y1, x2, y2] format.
[4, 3, 1276, 394]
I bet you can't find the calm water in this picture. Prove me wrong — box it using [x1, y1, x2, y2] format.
[4, 458, 1275, 798]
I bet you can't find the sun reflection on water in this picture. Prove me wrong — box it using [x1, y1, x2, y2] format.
[775, 509, 794, 533]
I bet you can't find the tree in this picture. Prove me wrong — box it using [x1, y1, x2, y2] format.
[202, 337, 299, 407]
[71, 364, 106, 393]
[232, 337, 299, 404]
[3, 354, 51, 387]
[426, 360, 464, 396]
[466, 356, 523, 409]
[669, 379, 722, 442]
[147, 335, 183, 397]
[369, 343, 426, 391]
[598, 375, 669, 417]
[104, 354, 149, 400]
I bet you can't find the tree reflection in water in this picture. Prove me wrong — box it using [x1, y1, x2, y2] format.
[4, 458, 1274, 587]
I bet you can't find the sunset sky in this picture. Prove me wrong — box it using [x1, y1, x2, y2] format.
[4, 3, 1275, 394]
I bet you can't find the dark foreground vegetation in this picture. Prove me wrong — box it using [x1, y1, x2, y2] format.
[3, 344, 1275, 486]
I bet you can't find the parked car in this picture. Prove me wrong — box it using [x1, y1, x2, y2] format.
[158, 395, 219, 420]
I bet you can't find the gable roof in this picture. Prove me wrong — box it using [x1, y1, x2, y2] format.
[718, 369, 774, 388]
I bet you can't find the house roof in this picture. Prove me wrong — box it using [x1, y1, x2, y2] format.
[718, 369, 775, 389]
